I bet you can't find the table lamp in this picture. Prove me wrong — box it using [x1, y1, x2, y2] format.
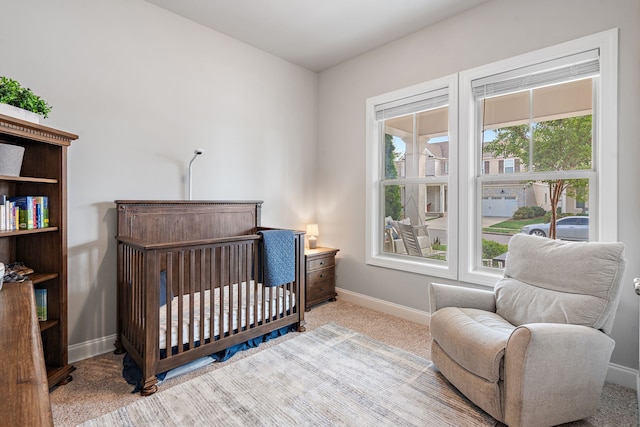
[306, 224, 319, 249]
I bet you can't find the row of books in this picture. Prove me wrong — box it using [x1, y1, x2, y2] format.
[0, 195, 49, 231]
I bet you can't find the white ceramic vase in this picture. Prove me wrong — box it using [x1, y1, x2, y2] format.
[0, 103, 40, 124]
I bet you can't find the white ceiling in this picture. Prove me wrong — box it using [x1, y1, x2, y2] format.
[144, 0, 490, 72]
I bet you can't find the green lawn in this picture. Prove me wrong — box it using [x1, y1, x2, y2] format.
[483, 216, 547, 234]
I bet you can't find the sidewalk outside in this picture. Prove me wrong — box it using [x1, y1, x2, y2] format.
[425, 215, 505, 230]
[425, 216, 508, 245]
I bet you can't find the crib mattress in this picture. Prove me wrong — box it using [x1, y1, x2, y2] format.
[159, 281, 294, 350]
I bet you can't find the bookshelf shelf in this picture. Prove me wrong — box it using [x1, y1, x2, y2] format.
[0, 115, 78, 391]
[39, 319, 59, 333]
[0, 226, 59, 237]
[0, 175, 58, 184]
[30, 272, 59, 285]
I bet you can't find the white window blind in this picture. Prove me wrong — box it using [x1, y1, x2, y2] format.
[472, 49, 599, 99]
[375, 87, 448, 121]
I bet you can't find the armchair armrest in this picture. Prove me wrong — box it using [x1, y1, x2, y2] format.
[503, 323, 615, 427]
[428, 282, 496, 313]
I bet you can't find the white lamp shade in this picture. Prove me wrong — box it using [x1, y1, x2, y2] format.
[306, 224, 319, 249]
[306, 224, 319, 236]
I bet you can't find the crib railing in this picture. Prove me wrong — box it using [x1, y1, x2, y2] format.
[115, 231, 304, 386]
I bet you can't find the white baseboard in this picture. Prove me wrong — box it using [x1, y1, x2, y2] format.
[336, 287, 430, 326]
[637, 374, 640, 420]
[68, 333, 117, 363]
[335, 287, 638, 391]
[606, 362, 639, 390]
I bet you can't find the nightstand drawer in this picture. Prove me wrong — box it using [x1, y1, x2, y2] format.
[307, 278, 335, 301]
[307, 266, 335, 284]
[307, 256, 335, 271]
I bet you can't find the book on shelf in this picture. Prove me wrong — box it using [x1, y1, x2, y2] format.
[35, 196, 49, 228]
[10, 196, 35, 230]
[0, 195, 5, 231]
[0, 196, 48, 231]
[0, 195, 18, 232]
[34, 288, 47, 321]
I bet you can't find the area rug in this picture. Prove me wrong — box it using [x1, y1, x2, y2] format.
[80, 323, 496, 426]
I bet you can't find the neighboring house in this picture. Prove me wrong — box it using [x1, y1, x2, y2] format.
[482, 142, 587, 217]
[393, 140, 449, 217]
[481, 144, 527, 217]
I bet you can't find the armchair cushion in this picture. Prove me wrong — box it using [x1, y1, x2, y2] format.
[495, 234, 626, 333]
[431, 307, 515, 382]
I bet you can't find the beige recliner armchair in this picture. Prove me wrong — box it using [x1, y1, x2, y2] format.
[429, 234, 626, 427]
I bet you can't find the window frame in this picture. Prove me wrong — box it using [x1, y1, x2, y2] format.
[459, 28, 618, 286]
[365, 74, 458, 279]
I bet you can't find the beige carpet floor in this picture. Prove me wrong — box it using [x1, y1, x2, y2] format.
[77, 323, 496, 426]
[50, 299, 638, 426]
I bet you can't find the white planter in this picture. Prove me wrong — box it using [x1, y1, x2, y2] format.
[0, 143, 25, 176]
[0, 103, 40, 124]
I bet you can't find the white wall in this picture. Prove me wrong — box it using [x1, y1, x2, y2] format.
[1, 0, 318, 347]
[317, 0, 640, 371]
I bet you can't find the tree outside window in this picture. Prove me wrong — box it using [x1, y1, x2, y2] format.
[483, 115, 592, 239]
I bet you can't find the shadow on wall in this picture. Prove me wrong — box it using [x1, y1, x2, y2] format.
[67, 203, 118, 349]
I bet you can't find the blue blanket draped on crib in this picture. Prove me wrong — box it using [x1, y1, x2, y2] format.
[257, 230, 295, 287]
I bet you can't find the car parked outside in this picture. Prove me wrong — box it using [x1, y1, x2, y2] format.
[520, 216, 589, 241]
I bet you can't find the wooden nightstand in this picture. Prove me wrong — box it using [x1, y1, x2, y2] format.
[304, 247, 339, 310]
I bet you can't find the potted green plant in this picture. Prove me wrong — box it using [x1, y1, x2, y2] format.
[0, 76, 52, 123]
[0, 77, 53, 175]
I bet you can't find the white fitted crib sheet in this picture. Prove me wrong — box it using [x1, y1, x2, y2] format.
[158, 281, 294, 350]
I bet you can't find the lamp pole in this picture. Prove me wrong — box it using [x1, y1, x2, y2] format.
[188, 149, 204, 200]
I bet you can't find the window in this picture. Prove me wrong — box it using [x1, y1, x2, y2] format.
[460, 29, 618, 285]
[366, 75, 458, 279]
[367, 29, 617, 286]
[504, 159, 515, 174]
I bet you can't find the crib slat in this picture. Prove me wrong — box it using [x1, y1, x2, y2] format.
[244, 242, 251, 330]
[209, 247, 216, 342]
[164, 254, 172, 358]
[199, 248, 206, 348]
[218, 246, 224, 339]
[188, 250, 195, 349]
[235, 243, 242, 334]
[177, 251, 185, 355]
[225, 246, 233, 337]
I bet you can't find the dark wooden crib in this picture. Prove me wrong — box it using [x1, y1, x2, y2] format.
[114, 200, 305, 395]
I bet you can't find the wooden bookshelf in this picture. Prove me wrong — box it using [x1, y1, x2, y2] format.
[0, 113, 78, 389]
[0, 282, 53, 426]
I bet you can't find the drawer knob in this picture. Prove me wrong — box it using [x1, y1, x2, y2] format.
[320, 274, 325, 278]
[319, 261, 325, 265]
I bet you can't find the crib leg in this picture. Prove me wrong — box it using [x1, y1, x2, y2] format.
[140, 377, 159, 396]
[113, 339, 125, 354]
